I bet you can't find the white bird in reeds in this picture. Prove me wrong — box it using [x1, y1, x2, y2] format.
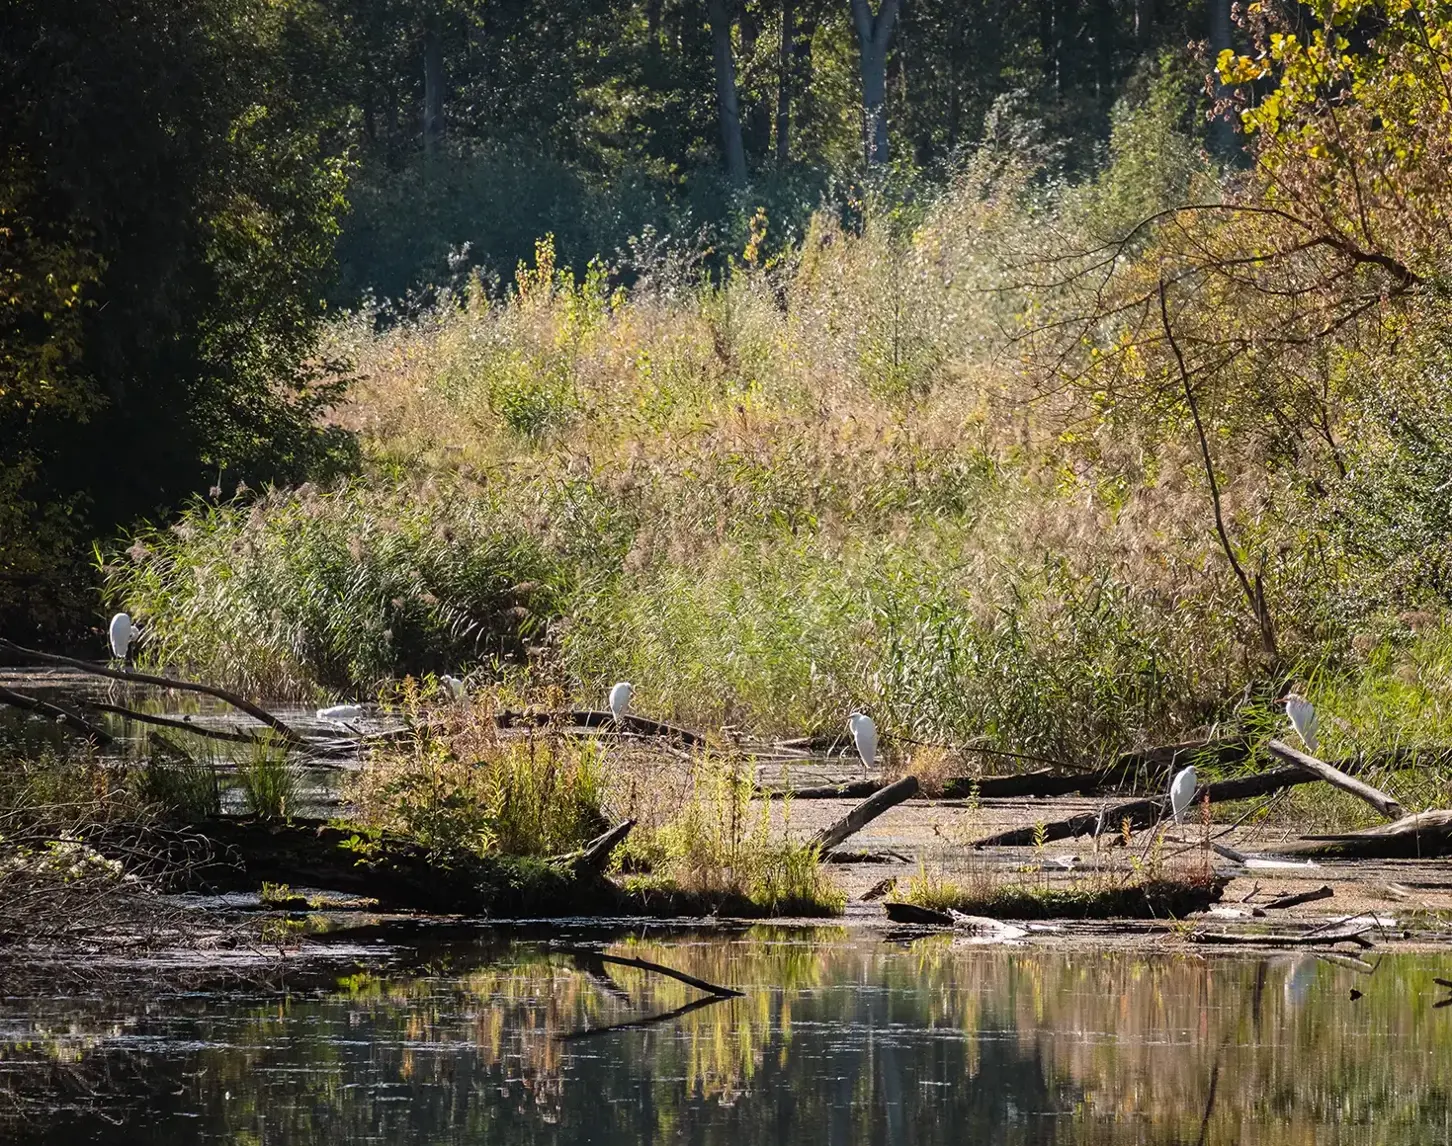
[1280, 692, 1318, 753]
[108, 612, 141, 660]
[608, 681, 633, 722]
[848, 712, 877, 777]
[1168, 764, 1198, 825]
[317, 704, 363, 722]
[441, 674, 466, 700]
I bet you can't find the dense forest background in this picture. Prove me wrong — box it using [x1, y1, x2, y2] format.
[8, 0, 1452, 765]
[3, 0, 1231, 638]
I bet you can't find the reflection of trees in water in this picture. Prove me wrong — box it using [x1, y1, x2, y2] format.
[8, 932, 1452, 1144]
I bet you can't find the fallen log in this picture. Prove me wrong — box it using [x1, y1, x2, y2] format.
[1263, 885, 1334, 911]
[495, 708, 706, 747]
[553, 947, 744, 998]
[809, 775, 919, 852]
[1271, 809, 1452, 858]
[0, 685, 114, 744]
[92, 816, 631, 916]
[1268, 740, 1404, 819]
[82, 698, 271, 749]
[972, 766, 1313, 847]
[882, 901, 953, 926]
[1192, 922, 1375, 949]
[0, 638, 306, 748]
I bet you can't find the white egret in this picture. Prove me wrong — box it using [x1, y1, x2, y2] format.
[1168, 764, 1198, 825]
[608, 681, 633, 721]
[108, 612, 140, 659]
[1280, 692, 1318, 753]
[441, 674, 466, 700]
[316, 704, 363, 722]
[847, 712, 877, 776]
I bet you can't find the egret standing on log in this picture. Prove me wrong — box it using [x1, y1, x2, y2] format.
[1168, 765, 1198, 825]
[108, 612, 140, 660]
[847, 712, 877, 778]
[1280, 692, 1318, 753]
[609, 681, 633, 722]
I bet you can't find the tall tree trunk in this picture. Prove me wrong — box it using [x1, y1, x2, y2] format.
[422, 25, 444, 155]
[849, 0, 900, 167]
[776, 0, 793, 166]
[707, 0, 749, 185]
[1207, 0, 1235, 157]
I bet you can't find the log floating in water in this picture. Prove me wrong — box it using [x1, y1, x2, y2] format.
[882, 901, 953, 926]
[0, 685, 114, 744]
[809, 775, 919, 852]
[0, 638, 307, 748]
[1268, 740, 1404, 819]
[1193, 920, 1376, 949]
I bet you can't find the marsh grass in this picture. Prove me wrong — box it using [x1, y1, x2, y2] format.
[132, 736, 221, 822]
[237, 737, 297, 820]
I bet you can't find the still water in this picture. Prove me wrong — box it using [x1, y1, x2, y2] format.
[8, 927, 1452, 1144]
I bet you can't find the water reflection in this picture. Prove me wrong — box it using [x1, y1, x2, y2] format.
[9, 928, 1452, 1144]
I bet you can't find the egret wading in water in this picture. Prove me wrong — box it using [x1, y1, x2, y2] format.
[608, 681, 633, 722]
[317, 704, 362, 722]
[108, 612, 140, 660]
[847, 712, 876, 778]
[1280, 692, 1318, 753]
[1168, 765, 1198, 825]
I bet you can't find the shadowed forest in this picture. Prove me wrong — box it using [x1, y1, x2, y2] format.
[8, 0, 1452, 766]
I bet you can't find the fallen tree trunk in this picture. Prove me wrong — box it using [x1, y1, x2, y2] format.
[971, 766, 1313, 847]
[1272, 809, 1452, 858]
[495, 708, 706, 747]
[1268, 740, 1403, 819]
[1192, 922, 1375, 949]
[0, 685, 114, 744]
[810, 775, 919, 852]
[82, 698, 271, 749]
[0, 638, 306, 748]
[93, 816, 634, 916]
[1262, 885, 1334, 910]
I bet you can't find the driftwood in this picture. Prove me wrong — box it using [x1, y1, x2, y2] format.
[553, 947, 743, 998]
[1262, 885, 1334, 911]
[553, 819, 635, 876]
[0, 638, 306, 748]
[495, 708, 706, 746]
[0, 685, 114, 744]
[1268, 740, 1404, 819]
[94, 815, 633, 915]
[882, 901, 953, 926]
[1193, 920, 1376, 949]
[972, 766, 1316, 847]
[82, 698, 271, 748]
[809, 775, 919, 852]
[1272, 809, 1452, 858]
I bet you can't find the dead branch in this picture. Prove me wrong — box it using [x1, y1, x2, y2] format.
[0, 686, 114, 745]
[80, 699, 270, 749]
[495, 708, 706, 746]
[553, 947, 743, 998]
[1262, 885, 1334, 910]
[0, 639, 306, 748]
[1193, 922, 1375, 948]
[555, 819, 635, 876]
[1268, 739, 1404, 819]
[809, 775, 919, 852]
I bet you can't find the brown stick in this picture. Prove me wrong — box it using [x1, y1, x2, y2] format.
[809, 775, 920, 852]
[1262, 885, 1334, 911]
[0, 638, 306, 748]
[1268, 739, 1403, 819]
[0, 685, 114, 745]
[554, 947, 744, 998]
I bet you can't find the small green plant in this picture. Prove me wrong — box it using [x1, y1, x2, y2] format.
[237, 737, 297, 820]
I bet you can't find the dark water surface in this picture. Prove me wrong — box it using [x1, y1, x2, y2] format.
[8, 927, 1452, 1144]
